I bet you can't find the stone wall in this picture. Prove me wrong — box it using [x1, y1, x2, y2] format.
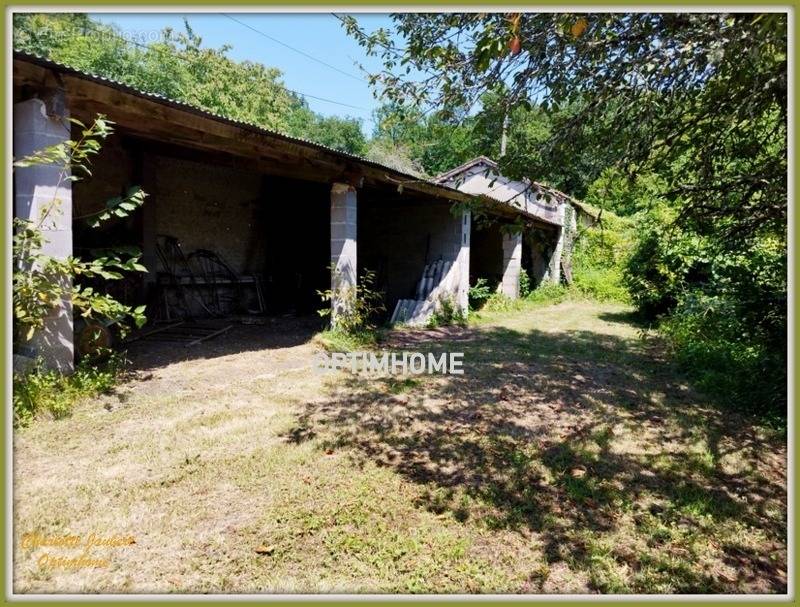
[72, 144, 332, 316]
[153, 155, 264, 275]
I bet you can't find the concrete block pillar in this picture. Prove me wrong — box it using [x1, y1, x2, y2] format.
[500, 230, 522, 299]
[549, 203, 567, 285]
[13, 97, 74, 372]
[330, 183, 357, 325]
[456, 210, 471, 311]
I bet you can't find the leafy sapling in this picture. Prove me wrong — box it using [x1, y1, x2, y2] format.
[13, 114, 148, 343]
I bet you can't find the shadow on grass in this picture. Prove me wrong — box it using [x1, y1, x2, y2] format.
[124, 315, 324, 371]
[596, 309, 652, 329]
[284, 312, 786, 593]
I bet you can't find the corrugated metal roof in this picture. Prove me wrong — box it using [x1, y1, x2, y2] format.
[13, 50, 569, 225]
[12, 50, 438, 184]
[433, 156, 498, 184]
[435, 154, 583, 209]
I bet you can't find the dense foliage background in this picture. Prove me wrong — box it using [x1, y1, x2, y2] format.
[343, 12, 787, 417]
[14, 13, 788, 417]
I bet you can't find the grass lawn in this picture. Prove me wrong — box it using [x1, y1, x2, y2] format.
[13, 301, 786, 594]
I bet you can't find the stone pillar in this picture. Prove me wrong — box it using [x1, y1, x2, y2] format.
[549, 203, 567, 285]
[455, 210, 471, 311]
[13, 97, 74, 372]
[330, 183, 357, 325]
[500, 230, 522, 299]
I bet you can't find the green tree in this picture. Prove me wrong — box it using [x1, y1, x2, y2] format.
[368, 93, 611, 195]
[14, 14, 300, 132]
[584, 168, 667, 217]
[369, 103, 481, 176]
[344, 12, 788, 414]
[344, 12, 786, 236]
[287, 107, 368, 155]
[14, 14, 368, 153]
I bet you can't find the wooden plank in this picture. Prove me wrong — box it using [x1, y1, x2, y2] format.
[151, 327, 221, 335]
[561, 258, 573, 285]
[186, 324, 233, 347]
[124, 321, 184, 343]
[58, 69, 465, 198]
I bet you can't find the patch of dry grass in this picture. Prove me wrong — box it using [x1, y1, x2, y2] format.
[13, 302, 786, 594]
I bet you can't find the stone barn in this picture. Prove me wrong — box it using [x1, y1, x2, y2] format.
[435, 156, 593, 294]
[12, 51, 581, 372]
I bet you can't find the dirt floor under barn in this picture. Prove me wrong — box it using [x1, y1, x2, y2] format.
[13, 301, 786, 594]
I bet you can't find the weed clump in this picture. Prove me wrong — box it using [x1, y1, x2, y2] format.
[13, 350, 129, 426]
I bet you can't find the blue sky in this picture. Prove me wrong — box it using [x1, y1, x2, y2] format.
[92, 13, 393, 135]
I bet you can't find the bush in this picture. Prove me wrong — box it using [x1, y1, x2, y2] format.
[573, 267, 629, 302]
[571, 211, 634, 303]
[13, 351, 128, 426]
[624, 202, 786, 418]
[428, 296, 468, 328]
[518, 270, 532, 298]
[526, 283, 570, 305]
[468, 278, 495, 311]
[318, 268, 385, 335]
[660, 292, 786, 418]
[624, 205, 709, 316]
[13, 115, 147, 346]
[481, 292, 529, 313]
